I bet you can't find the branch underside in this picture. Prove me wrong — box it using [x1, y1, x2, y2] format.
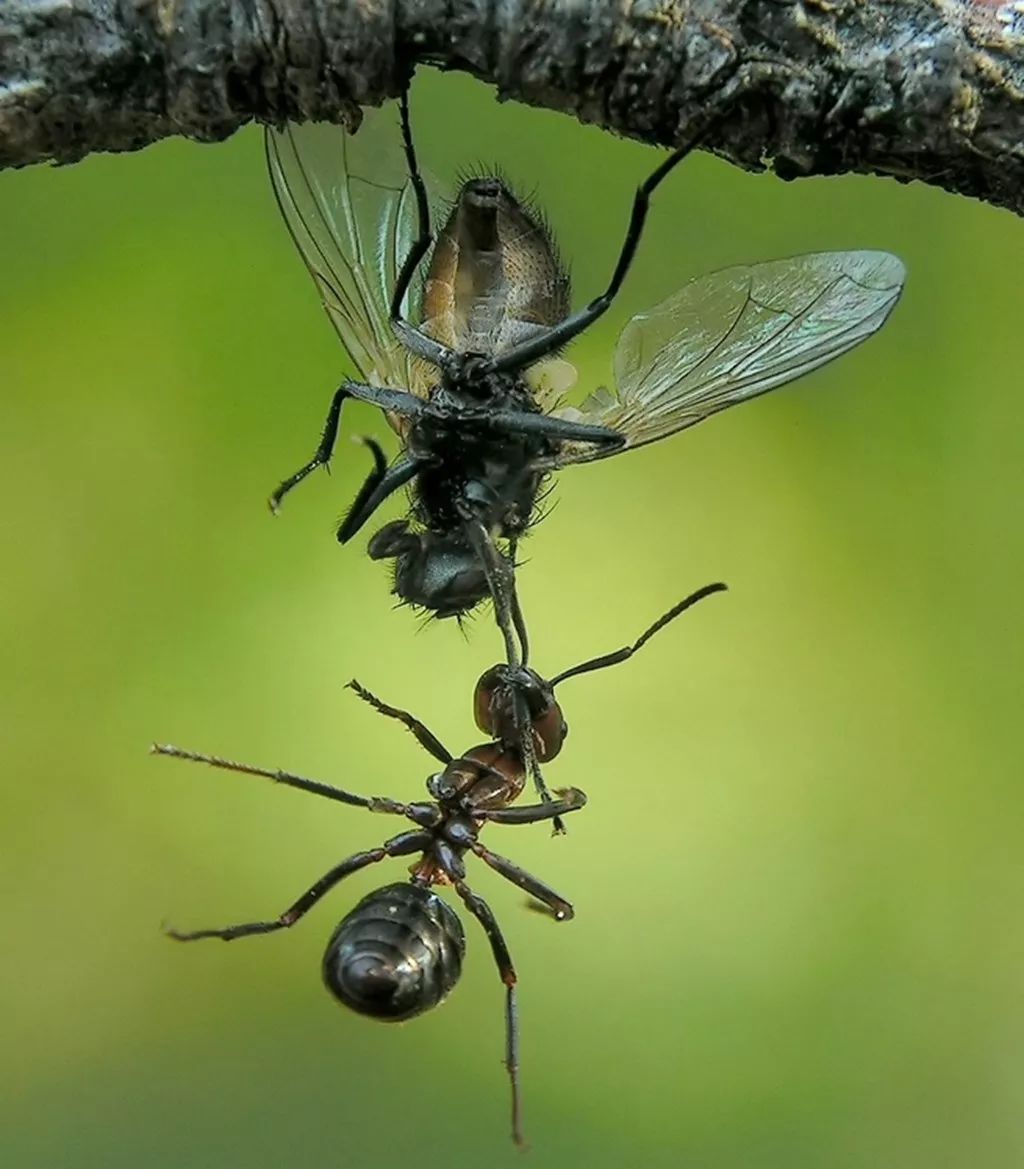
[2, 0, 1023, 214]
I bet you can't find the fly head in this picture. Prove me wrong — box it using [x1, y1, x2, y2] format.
[368, 520, 501, 618]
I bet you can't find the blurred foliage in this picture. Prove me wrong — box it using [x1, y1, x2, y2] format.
[1, 69, 1023, 1168]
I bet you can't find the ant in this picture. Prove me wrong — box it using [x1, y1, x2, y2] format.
[153, 581, 725, 1144]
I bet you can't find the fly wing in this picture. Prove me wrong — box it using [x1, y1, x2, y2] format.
[266, 108, 445, 431]
[553, 251, 906, 465]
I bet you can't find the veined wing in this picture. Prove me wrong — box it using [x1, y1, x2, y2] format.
[553, 251, 906, 465]
[266, 107, 446, 422]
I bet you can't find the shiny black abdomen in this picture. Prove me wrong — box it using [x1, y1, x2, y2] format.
[322, 883, 465, 1021]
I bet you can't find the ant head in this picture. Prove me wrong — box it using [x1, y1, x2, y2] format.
[368, 522, 490, 618]
[473, 663, 568, 762]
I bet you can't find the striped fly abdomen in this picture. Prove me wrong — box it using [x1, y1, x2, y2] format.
[422, 178, 569, 355]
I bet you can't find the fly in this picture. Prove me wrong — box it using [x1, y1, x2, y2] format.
[264, 90, 904, 802]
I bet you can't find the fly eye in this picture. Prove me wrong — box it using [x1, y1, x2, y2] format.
[367, 520, 418, 559]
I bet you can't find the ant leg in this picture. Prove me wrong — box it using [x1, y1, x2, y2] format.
[269, 381, 430, 514]
[484, 787, 587, 825]
[337, 451, 432, 544]
[468, 842, 575, 922]
[345, 680, 453, 765]
[452, 881, 524, 1148]
[166, 830, 430, 942]
[151, 743, 414, 816]
[550, 581, 727, 687]
[485, 116, 716, 375]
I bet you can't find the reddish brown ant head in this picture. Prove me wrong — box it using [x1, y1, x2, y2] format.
[473, 664, 568, 763]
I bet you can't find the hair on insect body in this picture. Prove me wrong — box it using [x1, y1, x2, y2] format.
[153, 581, 726, 1145]
[264, 87, 905, 683]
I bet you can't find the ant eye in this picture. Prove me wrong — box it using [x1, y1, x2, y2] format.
[474, 666, 505, 734]
[532, 704, 567, 762]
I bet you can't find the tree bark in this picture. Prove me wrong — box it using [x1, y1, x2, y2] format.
[2, 0, 1023, 215]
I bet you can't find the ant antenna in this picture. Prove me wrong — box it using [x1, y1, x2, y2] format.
[549, 581, 727, 687]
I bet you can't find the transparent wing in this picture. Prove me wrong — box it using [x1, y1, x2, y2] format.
[266, 107, 446, 423]
[554, 251, 906, 465]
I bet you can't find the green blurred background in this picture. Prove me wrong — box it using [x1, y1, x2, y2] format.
[2, 69, 1023, 1167]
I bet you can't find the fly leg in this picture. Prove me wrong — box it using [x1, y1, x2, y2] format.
[389, 88, 450, 367]
[452, 880, 525, 1148]
[337, 447, 433, 543]
[391, 88, 432, 328]
[507, 537, 530, 668]
[462, 518, 523, 670]
[165, 831, 431, 942]
[268, 381, 430, 513]
[514, 697, 566, 835]
[337, 436, 387, 535]
[484, 116, 716, 375]
[483, 409, 625, 451]
[463, 522, 564, 831]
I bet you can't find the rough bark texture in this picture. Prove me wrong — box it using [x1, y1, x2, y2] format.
[2, 0, 1023, 214]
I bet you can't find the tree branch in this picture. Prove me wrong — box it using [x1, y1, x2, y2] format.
[3, 0, 1023, 214]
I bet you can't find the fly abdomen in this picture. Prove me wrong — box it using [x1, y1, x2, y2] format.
[322, 884, 465, 1022]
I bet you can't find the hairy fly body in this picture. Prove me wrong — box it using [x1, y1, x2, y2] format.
[265, 92, 905, 676]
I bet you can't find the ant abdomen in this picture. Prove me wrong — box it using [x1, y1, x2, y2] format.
[322, 884, 465, 1022]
